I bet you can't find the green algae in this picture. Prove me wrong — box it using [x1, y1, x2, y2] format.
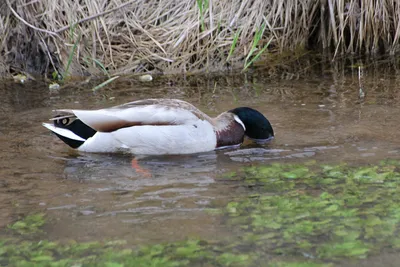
[4, 160, 400, 266]
[8, 213, 46, 235]
[2, 212, 254, 266]
[224, 160, 400, 261]
[270, 262, 333, 267]
[0, 238, 255, 267]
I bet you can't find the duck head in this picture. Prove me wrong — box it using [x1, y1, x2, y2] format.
[229, 107, 274, 144]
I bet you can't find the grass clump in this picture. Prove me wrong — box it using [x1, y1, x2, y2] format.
[224, 160, 400, 261]
[1, 0, 400, 77]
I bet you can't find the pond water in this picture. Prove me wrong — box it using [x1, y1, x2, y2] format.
[1, 64, 400, 265]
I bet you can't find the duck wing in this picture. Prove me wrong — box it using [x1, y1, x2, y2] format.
[52, 99, 211, 132]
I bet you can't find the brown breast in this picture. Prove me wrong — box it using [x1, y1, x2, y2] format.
[215, 121, 245, 148]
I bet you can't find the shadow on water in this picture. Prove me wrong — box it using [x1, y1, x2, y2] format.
[1, 62, 400, 265]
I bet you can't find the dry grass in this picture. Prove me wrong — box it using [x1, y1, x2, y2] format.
[1, 0, 400, 77]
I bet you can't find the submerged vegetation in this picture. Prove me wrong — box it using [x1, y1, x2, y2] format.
[224, 160, 400, 261]
[8, 213, 46, 235]
[2, 214, 255, 266]
[1, 0, 400, 77]
[3, 161, 400, 266]
[0, 238, 256, 267]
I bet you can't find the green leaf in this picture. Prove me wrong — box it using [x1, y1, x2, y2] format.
[31, 255, 54, 262]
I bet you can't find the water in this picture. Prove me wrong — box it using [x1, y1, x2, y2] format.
[1, 66, 400, 264]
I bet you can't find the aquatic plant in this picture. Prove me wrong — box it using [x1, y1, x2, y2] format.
[8, 213, 46, 235]
[4, 161, 400, 266]
[2, 212, 255, 266]
[0, 236, 255, 266]
[224, 160, 400, 260]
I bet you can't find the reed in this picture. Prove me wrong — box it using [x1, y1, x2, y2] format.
[226, 29, 241, 62]
[1, 0, 400, 77]
[62, 24, 80, 80]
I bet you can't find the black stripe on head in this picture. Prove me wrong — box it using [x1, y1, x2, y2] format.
[53, 117, 97, 148]
[229, 107, 274, 140]
[54, 117, 97, 140]
[53, 133, 84, 148]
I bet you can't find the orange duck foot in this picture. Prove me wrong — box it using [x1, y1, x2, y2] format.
[131, 158, 152, 178]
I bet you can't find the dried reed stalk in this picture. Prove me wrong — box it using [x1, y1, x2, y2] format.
[1, 0, 400, 76]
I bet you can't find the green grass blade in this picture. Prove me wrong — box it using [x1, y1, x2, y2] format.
[196, 0, 209, 31]
[243, 37, 273, 71]
[245, 22, 266, 64]
[62, 37, 80, 80]
[227, 29, 241, 62]
[82, 57, 90, 65]
[92, 76, 119, 91]
[92, 58, 110, 78]
[62, 23, 79, 80]
[83, 57, 110, 78]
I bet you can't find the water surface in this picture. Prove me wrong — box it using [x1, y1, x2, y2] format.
[1, 66, 400, 265]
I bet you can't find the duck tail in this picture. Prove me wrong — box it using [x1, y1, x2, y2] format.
[42, 117, 97, 149]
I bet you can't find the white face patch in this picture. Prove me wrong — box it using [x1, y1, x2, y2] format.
[42, 123, 86, 141]
[233, 115, 246, 131]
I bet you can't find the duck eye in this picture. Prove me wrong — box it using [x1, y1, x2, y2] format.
[55, 117, 70, 127]
[61, 118, 69, 125]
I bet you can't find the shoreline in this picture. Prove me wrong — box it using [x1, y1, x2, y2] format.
[1, 0, 400, 78]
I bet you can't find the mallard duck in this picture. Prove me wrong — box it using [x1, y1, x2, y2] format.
[42, 99, 274, 155]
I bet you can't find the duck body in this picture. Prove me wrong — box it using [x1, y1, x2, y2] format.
[43, 99, 274, 155]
